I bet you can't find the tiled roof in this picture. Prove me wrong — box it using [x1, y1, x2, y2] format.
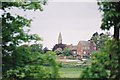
[78, 41, 90, 46]
[78, 41, 90, 50]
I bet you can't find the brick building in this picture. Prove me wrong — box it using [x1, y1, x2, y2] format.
[53, 33, 97, 56]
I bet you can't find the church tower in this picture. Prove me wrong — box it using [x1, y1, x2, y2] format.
[58, 32, 62, 44]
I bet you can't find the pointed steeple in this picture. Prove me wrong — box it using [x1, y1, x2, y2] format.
[58, 32, 62, 44]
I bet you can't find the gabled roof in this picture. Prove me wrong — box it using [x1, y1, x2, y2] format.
[78, 41, 90, 47]
[77, 41, 90, 50]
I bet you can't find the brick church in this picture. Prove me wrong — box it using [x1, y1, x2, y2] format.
[52, 33, 97, 57]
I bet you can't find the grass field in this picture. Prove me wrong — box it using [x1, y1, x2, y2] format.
[59, 67, 83, 78]
[58, 62, 85, 78]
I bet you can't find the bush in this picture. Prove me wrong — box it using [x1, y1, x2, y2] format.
[80, 40, 120, 79]
[80, 52, 110, 78]
[3, 46, 59, 80]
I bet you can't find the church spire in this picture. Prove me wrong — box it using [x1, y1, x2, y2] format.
[58, 32, 62, 44]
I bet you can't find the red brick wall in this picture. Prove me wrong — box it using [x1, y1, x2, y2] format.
[77, 42, 82, 55]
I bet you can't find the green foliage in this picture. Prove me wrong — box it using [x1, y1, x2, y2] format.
[1, 1, 47, 11]
[80, 40, 119, 78]
[44, 51, 59, 78]
[102, 40, 120, 79]
[80, 52, 110, 78]
[54, 47, 72, 56]
[98, 2, 120, 30]
[98, 1, 120, 40]
[97, 1, 120, 79]
[90, 32, 112, 49]
[1, 1, 59, 79]
[3, 46, 59, 79]
[62, 47, 72, 56]
[30, 44, 44, 53]
[2, 12, 42, 77]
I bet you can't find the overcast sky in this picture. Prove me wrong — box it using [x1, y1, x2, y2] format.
[4, 2, 113, 49]
[30, 2, 103, 49]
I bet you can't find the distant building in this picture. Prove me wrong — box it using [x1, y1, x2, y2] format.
[76, 40, 96, 56]
[52, 33, 97, 56]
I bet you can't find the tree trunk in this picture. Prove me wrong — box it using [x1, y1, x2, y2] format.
[113, 26, 119, 40]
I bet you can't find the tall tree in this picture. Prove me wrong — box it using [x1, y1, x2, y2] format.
[98, 2, 120, 40]
[98, 1, 120, 79]
[1, 1, 59, 79]
[1, 1, 44, 75]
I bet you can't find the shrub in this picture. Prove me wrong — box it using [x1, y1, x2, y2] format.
[3, 47, 59, 80]
[80, 40, 120, 79]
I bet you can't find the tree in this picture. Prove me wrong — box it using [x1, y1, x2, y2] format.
[80, 52, 110, 78]
[30, 43, 44, 54]
[6, 46, 59, 79]
[98, 2, 120, 40]
[1, 1, 45, 71]
[98, 1, 120, 78]
[1, 1, 59, 79]
[80, 2, 120, 79]
[43, 47, 49, 53]
[62, 47, 72, 56]
[80, 40, 119, 79]
[90, 32, 111, 49]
